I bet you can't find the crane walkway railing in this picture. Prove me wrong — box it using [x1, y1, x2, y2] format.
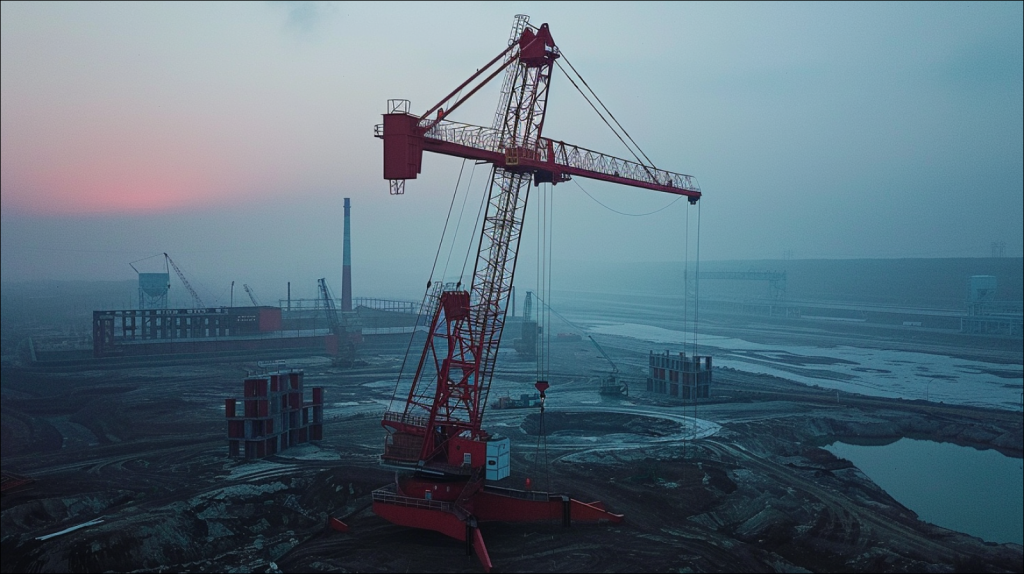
[482, 485, 557, 503]
[382, 410, 430, 429]
[426, 120, 701, 193]
[372, 484, 454, 512]
[375, 118, 700, 194]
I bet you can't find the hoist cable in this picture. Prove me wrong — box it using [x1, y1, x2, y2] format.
[428, 159, 467, 284]
[693, 201, 701, 359]
[390, 160, 466, 412]
[442, 161, 478, 281]
[559, 52, 656, 168]
[574, 179, 682, 217]
[555, 59, 651, 175]
[692, 201, 702, 445]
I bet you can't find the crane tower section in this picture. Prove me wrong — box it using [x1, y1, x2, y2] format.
[380, 20, 560, 475]
[372, 16, 700, 571]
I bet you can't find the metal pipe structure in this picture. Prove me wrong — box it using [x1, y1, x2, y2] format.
[342, 198, 353, 312]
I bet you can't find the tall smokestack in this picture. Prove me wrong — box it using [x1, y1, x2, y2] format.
[342, 198, 352, 312]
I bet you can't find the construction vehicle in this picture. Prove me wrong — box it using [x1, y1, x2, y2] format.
[371, 15, 700, 571]
[589, 335, 628, 397]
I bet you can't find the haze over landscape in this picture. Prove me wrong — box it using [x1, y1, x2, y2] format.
[2, 2, 1022, 303]
[2, 4, 1023, 572]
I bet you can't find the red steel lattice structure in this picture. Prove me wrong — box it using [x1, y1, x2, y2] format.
[372, 15, 701, 571]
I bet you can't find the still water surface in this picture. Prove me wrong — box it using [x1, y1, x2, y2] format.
[825, 438, 1023, 545]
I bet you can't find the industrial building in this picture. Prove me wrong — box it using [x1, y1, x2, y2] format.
[647, 350, 713, 401]
[225, 370, 324, 459]
[90, 306, 342, 359]
[86, 203, 365, 363]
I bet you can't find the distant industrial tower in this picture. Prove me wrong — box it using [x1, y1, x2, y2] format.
[130, 256, 170, 309]
[138, 273, 170, 309]
[342, 198, 353, 312]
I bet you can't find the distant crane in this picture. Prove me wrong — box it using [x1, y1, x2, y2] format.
[317, 278, 343, 336]
[164, 253, 205, 309]
[588, 335, 627, 396]
[318, 278, 354, 367]
[529, 292, 628, 397]
[243, 284, 260, 306]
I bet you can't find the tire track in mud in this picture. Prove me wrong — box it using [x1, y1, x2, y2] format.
[701, 438, 964, 564]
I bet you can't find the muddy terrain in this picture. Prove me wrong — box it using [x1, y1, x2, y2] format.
[2, 331, 1021, 573]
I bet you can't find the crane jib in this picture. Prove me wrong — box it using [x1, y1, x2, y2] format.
[379, 116, 701, 201]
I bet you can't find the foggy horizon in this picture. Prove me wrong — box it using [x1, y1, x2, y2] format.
[2, 5, 1023, 569]
[3, 2, 1022, 302]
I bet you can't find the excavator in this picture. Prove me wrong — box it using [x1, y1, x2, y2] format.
[369, 15, 701, 571]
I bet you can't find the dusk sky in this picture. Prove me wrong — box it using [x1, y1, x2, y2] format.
[2, 2, 1022, 303]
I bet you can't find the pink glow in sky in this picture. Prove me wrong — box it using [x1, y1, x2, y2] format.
[1, 2, 368, 216]
[2, 2, 1022, 292]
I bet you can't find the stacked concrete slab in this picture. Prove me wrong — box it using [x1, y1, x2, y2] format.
[225, 370, 323, 459]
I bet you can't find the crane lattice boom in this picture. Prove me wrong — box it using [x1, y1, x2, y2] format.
[379, 18, 701, 475]
[377, 118, 701, 197]
[164, 253, 205, 309]
[243, 284, 260, 306]
[370, 16, 689, 570]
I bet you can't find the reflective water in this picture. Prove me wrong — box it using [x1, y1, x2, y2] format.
[826, 438, 1024, 545]
[585, 321, 1023, 412]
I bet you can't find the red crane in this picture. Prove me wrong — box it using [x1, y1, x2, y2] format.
[371, 15, 701, 571]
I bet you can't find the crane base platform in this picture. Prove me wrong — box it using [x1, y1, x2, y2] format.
[371, 479, 623, 572]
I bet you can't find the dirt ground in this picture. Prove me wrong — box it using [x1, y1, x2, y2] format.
[2, 330, 1022, 573]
